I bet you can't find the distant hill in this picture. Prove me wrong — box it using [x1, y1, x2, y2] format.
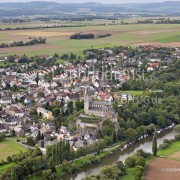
[0, 1, 179, 16]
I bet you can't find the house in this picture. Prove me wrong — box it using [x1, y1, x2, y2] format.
[39, 55, 52, 60]
[0, 110, 8, 118]
[113, 92, 121, 101]
[5, 117, 19, 126]
[0, 56, 7, 62]
[14, 55, 20, 63]
[31, 128, 40, 138]
[60, 126, 67, 134]
[14, 126, 25, 137]
[73, 140, 84, 151]
[43, 111, 53, 119]
[14, 110, 25, 118]
[0, 97, 12, 105]
[8, 106, 19, 115]
[0, 123, 9, 133]
[41, 122, 55, 131]
[121, 92, 133, 101]
[37, 107, 53, 119]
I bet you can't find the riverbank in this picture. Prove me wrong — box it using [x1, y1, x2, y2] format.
[1, 129, 175, 180]
[26, 141, 126, 180]
[63, 129, 175, 180]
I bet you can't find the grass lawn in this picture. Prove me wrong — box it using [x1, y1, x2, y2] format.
[120, 90, 144, 96]
[0, 139, 26, 161]
[122, 167, 135, 180]
[0, 163, 13, 174]
[157, 141, 180, 157]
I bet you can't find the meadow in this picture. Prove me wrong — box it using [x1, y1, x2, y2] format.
[157, 140, 180, 157]
[0, 139, 26, 161]
[0, 21, 180, 57]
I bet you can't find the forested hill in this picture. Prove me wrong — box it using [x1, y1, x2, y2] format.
[0, 1, 179, 16]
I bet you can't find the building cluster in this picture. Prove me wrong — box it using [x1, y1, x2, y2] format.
[0, 45, 179, 151]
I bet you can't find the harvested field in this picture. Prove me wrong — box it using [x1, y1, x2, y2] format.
[0, 44, 62, 55]
[144, 158, 180, 180]
[169, 151, 180, 160]
[134, 28, 179, 35]
[0, 23, 180, 56]
[13, 31, 74, 37]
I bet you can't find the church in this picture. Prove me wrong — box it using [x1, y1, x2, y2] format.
[84, 88, 118, 122]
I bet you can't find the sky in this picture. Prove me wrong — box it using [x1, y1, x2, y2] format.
[0, 0, 180, 4]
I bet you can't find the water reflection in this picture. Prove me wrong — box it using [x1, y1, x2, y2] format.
[64, 130, 174, 180]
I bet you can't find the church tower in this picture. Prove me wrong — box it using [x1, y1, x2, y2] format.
[84, 87, 91, 114]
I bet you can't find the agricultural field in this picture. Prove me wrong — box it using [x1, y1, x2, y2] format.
[144, 158, 180, 180]
[0, 139, 26, 161]
[144, 141, 180, 180]
[0, 21, 180, 57]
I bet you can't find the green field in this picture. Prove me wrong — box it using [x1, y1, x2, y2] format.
[0, 139, 26, 161]
[155, 35, 180, 43]
[0, 22, 180, 56]
[158, 141, 180, 157]
[0, 163, 13, 174]
[120, 90, 144, 96]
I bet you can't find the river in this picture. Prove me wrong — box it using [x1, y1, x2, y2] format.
[64, 129, 175, 180]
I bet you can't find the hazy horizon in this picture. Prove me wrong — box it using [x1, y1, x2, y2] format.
[0, 0, 180, 4]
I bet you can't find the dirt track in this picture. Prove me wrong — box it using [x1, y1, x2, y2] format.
[144, 158, 180, 180]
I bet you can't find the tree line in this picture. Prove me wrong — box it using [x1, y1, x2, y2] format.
[0, 37, 46, 48]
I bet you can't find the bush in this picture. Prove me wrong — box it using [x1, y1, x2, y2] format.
[7, 156, 12, 163]
[125, 157, 136, 167]
[135, 157, 146, 167]
[175, 134, 180, 140]
[134, 165, 145, 180]
[163, 139, 171, 144]
[136, 149, 151, 158]
[0, 134, 5, 142]
[1, 160, 7, 165]
[116, 161, 126, 175]
[159, 143, 169, 150]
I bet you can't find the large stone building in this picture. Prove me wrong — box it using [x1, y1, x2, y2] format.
[84, 88, 118, 122]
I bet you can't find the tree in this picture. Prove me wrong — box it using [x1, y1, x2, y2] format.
[37, 91, 45, 97]
[67, 101, 74, 114]
[124, 128, 138, 141]
[75, 100, 84, 111]
[125, 157, 136, 167]
[174, 124, 180, 134]
[36, 131, 42, 141]
[152, 129, 157, 156]
[100, 165, 122, 180]
[135, 157, 146, 167]
[0, 134, 4, 142]
[27, 137, 35, 147]
[35, 74, 39, 85]
[7, 156, 12, 163]
[134, 165, 144, 180]
[52, 107, 60, 118]
[10, 129, 15, 136]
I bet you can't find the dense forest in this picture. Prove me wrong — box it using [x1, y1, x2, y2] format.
[70, 33, 95, 39]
